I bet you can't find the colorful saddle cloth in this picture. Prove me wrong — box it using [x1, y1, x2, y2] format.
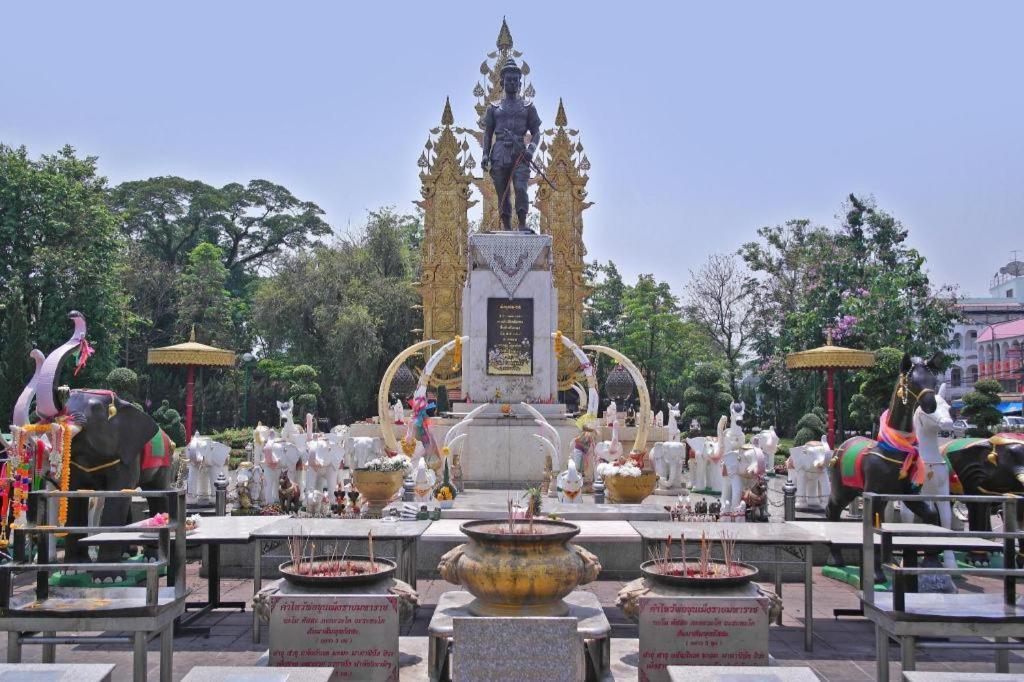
[142, 428, 175, 470]
[837, 436, 877, 490]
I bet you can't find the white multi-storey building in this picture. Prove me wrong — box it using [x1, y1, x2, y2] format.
[945, 260, 1024, 402]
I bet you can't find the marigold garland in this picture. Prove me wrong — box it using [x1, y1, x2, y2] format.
[14, 422, 72, 527]
[452, 336, 462, 372]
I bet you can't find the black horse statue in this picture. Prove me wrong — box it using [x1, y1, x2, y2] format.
[826, 352, 943, 581]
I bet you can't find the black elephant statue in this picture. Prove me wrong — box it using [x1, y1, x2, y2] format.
[943, 433, 1024, 566]
[22, 311, 176, 568]
[826, 352, 943, 582]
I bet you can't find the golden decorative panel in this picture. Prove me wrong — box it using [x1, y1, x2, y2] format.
[535, 99, 593, 390]
[417, 97, 476, 389]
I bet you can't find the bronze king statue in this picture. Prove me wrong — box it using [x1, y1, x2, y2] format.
[482, 57, 541, 232]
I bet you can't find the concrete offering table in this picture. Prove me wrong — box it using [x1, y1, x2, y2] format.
[84, 515, 283, 634]
[0, 663, 115, 681]
[181, 667, 334, 681]
[630, 521, 822, 652]
[667, 665, 820, 681]
[427, 590, 610, 682]
[249, 518, 431, 642]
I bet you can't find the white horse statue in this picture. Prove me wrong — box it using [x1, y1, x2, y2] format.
[305, 436, 346, 496]
[900, 383, 957, 571]
[262, 437, 304, 504]
[787, 437, 832, 509]
[666, 403, 680, 441]
[277, 399, 306, 450]
[185, 433, 231, 504]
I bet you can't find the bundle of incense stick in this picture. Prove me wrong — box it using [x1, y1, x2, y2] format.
[506, 495, 516, 535]
[368, 531, 374, 570]
[699, 531, 710, 577]
[720, 530, 737, 576]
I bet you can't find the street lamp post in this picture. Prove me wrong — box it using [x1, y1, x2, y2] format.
[241, 352, 255, 427]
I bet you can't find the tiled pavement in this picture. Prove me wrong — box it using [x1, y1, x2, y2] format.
[3, 563, 1022, 680]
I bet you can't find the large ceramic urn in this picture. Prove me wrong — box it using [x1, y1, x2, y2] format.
[438, 519, 601, 616]
[603, 471, 658, 503]
[351, 469, 405, 516]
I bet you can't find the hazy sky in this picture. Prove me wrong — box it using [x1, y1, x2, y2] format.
[4, 1, 1022, 297]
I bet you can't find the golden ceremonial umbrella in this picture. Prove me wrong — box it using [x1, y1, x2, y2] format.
[147, 327, 235, 443]
[786, 335, 874, 447]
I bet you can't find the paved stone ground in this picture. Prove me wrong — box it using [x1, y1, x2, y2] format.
[3, 560, 1022, 680]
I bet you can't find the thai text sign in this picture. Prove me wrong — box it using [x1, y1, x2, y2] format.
[269, 594, 399, 681]
[638, 595, 769, 680]
[486, 298, 533, 376]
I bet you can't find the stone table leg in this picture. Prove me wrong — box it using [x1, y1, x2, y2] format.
[428, 633, 449, 682]
[160, 624, 173, 682]
[6, 631, 21, 662]
[252, 540, 263, 644]
[996, 636, 1010, 672]
[900, 635, 916, 672]
[804, 542, 813, 651]
[875, 626, 889, 682]
[773, 545, 783, 626]
[41, 631, 55, 663]
[133, 631, 148, 682]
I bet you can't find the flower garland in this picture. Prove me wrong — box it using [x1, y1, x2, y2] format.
[13, 422, 72, 527]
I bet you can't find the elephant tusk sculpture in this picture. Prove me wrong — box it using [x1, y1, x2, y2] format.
[36, 311, 88, 420]
[583, 344, 652, 454]
[376, 339, 438, 454]
[12, 348, 45, 427]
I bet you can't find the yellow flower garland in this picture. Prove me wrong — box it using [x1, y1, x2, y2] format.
[15, 422, 72, 527]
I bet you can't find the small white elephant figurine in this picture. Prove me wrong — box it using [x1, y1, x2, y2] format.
[185, 434, 231, 504]
[751, 426, 780, 459]
[685, 436, 723, 493]
[721, 445, 761, 515]
[344, 436, 384, 470]
[556, 460, 584, 503]
[786, 435, 832, 509]
[306, 437, 346, 496]
[650, 441, 687, 491]
[262, 437, 304, 504]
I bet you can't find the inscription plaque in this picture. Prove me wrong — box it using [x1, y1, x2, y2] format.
[486, 298, 533, 376]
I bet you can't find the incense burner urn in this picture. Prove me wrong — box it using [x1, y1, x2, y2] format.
[438, 519, 601, 616]
[351, 469, 405, 516]
[603, 471, 658, 503]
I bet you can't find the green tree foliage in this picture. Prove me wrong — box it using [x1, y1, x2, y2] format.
[105, 367, 140, 402]
[961, 379, 1003, 437]
[175, 243, 241, 347]
[153, 399, 186, 446]
[0, 145, 127, 393]
[848, 347, 904, 432]
[109, 176, 331, 285]
[681, 364, 733, 434]
[740, 196, 958, 435]
[255, 208, 420, 422]
[288, 365, 322, 418]
[0, 291, 32, 422]
[794, 411, 827, 446]
[584, 261, 625, 345]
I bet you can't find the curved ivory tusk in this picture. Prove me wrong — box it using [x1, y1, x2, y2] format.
[12, 349, 46, 428]
[444, 403, 488, 449]
[36, 312, 88, 419]
[521, 402, 561, 455]
[1016, 472, 1024, 487]
[533, 434, 559, 471]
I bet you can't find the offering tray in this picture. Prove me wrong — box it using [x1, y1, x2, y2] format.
[278, 555, 396, 589]
[640, 558, 759, 588]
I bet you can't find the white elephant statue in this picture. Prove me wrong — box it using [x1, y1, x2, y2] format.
[277, 399, 306, 450]
[185, 433, 232, 505]
[344, 436, 384, 470]
[650, 441, 687, 491]
[604, 401, 617, 427]
[721, 445, 761, 516]
[556, 459, 583, 503]
[751, 426, 780, 459]
[262, 437, 304, 504]
[787, 436, 832, 509]
[305, 436, 346, 496]
[685, 436, 722, 493]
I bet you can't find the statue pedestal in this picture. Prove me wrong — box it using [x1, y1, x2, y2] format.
[460, 233, 557, 404]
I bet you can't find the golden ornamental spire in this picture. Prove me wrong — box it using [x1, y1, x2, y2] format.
[535, 97, 593, 390]
[496, 17, 513, 50]
[417, 98, 477, 389]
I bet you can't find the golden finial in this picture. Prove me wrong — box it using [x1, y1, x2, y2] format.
[555, 98, 568, 127]
[826, 331, 833, 346]
[441, 97, 454, 126]
[189, 325, 196, 343]
[497, 17, 513, 50]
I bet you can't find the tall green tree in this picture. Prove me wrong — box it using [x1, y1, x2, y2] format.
[0, 291, 32, 421]
[0, 145, 127, 393]
[961, 379, 1003, 437]
[175, 243, 240, 347]
[681, 364, 733, 434]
